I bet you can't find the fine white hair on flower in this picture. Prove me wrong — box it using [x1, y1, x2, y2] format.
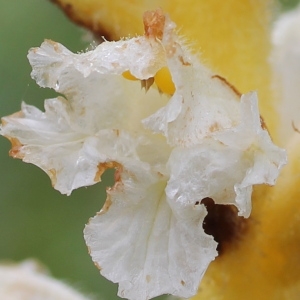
[0, 8, 287, 300]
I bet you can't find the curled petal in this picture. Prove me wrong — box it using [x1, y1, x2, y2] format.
[1, 100, 139, 195]
[166, 93, 286, 218]
[84, 165, 217, 300]
[143, 17, 241, 147]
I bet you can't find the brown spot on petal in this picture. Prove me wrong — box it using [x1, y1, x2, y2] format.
[141, 77, 154, 92]
[48, 169, 57, 187]
[201, 197, 248, 255]
[143, 9, 165, 40]
[292, 121, 300, 134]
[2, 111, 24, 124]
[212, 74, 241, 97]
[94, 261, 102, 270]
[260, 116, 269, 132]
[209, 122, 221, 133]
[87, 245, 91, 255]
[7, 137, 24, 159]
[179, 55, 191, 66]
[146, 275, 151, 283]
[181, 280, 185, 286]
[94, 161, 122, 182]
[113, 129, 120, 137]
[45, 39, 61, 53]
[97, 196, 112, 215]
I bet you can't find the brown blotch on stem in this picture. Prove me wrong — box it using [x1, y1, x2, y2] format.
[212, 74, 241, 97]
[50, 0, 116, 41]
[143, 9, 165, 40]
[201, 197, 248, 255]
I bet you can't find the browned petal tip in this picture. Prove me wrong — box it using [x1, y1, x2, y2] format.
[48, 168, 57, 187]
[97, 196, 112, 216]
[7, 137, 24, 159]
[93, 261, 102, 270]
[143, 9, 165, 40]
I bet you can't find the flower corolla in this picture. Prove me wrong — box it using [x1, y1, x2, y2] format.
[0, 9, 286, 300]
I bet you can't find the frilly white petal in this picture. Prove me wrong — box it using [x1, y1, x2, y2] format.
[84, 166, 217, 300]
[166, 92, 286, 218]
[28, 37, 165, 88]
[1, 9, 288, 300]
[1, 100, 139, 195]
[143, 17, 240, 147]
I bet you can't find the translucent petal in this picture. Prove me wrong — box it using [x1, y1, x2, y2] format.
[1, 100, 139, 195]
[84, 165, 217, 300]
[143, 17, 241, 147]
[28, 39, 167, 134]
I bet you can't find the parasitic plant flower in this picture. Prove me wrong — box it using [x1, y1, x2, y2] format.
[0, 8, 287, 300]
[4, 0, 300, 299]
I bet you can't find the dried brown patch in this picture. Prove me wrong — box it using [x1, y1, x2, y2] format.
[94, 161, 122, 182]
[94, 261, 102, 270]
[180, 280, 185, 286]
[141, 77, 155, 92]
[212, 75, 241, 97]
[48, 168, 57, 187]
[292, 121, 300, 134]
[45, 39, 61, 52]
[146, 275, 151, 283]
[113, 129, 120, 137]
[143, 9, 165, 40]
[2, 111, 24, 123]
[209, 122, 221, 133]
[97, 196, 112, 215]
[7, 137, 24, 159]
[201, 197, 248, 255]
[87, 245, 91, 255]
[179, 55, 191, 66]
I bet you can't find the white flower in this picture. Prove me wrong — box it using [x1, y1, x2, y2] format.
[271, 4, 300, 144]
[0, 9, 286, 300]
[0, 260, 91, 300]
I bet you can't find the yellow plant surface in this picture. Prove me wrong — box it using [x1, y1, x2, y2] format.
[52, 0, 277, 139]
[51, 1, 300, 299]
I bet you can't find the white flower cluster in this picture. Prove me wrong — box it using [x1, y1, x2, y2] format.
[0, 10, 286, 300]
